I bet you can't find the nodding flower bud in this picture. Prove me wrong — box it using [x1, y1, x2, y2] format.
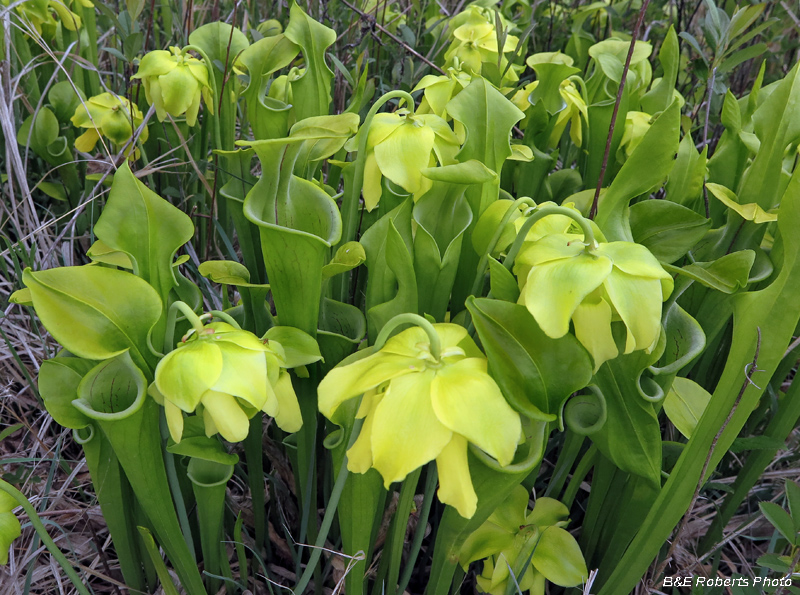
[132, 47, 214, 127]
[71, 92, 148, 159]
[152, 322, 302, 444]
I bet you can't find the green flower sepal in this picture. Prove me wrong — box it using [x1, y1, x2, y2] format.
[132, 47, 214, 126]
[318, 322, 522, 519]
[153, 321, 307, 444]
[459, 485, 588, 595]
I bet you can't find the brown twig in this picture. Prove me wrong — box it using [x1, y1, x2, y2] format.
[589, 0, 651, 220]
[651, 327, 763, 586]
[339, 0, 446, 75]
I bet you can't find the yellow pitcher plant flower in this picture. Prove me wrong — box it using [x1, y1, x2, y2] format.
[616, 111, 652, 161]
[349, 109, 460, 211]
[132, 47, 214, 127]
[444, 6, 519, 82]
[0, 491, 21, 565]
[153, 320, 303, 444]
[514, 228, 673, 371]
[318, 319, 522, 519]
[17, 0, 90, 35]
[512, 79, 587, 145]
[459, 486, 587, 595]
[71, 92, 148, 158]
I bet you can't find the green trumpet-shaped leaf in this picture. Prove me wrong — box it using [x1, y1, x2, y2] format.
[664, 377, 711, 439]
[188, 22, 249, 75]
[23, 266, 162, 370]
[242, 127, 343, 335]
[322, 242, 366, 280]
[663, 251, 755, 293]
[630, 200, 710, 264]
[264, 326, 323, 368]
[284, 3, 337, 120]
[466, 297, 593, 420]
[640, 26, 679, 114]
[38, 356, 96, 429]
[446, 77, 524, 312]
[73, 351, 147, 421]
[595, 101, 680, 242]
[318, 298, 367, 370]
[94, 162, 194, 304]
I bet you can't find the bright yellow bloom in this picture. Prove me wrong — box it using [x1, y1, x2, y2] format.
[17, 0, 91, 35]
[350, 110, 460, 211]
[443, 6, 520, 84]
[71, 92, 148, 158]
[512, 78, 587, 147]
[132, 47, 213, 127]
[0, 491, 21, 565]
[318, 324, 522, 519]
[515, 234, 672, 370]
[153, 322, 303, 443]
[616, 111, 652, 160]
[459, 486, 587, 595]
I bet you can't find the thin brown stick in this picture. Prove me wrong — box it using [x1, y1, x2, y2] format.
[651, 327, 763, 586]
[339, 0, 446, 75]
[589, 0, 651, 219]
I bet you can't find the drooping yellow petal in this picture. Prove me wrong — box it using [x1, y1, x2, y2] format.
[271, 371, 303, 433]
[155, 341, 223, 412]
[74, 128, 100, 152]
[164, 398, 185, 443]
[572, 296, 618, 372]
[435, 434, 477, 518]
[430, 358, 520, 466]
[132, 50, 175, 78]
[522, 251, 612, 339]
[346, 390, 383, 473]
[603, 271, 664, 354]
[200, 390, 250, 443]
[362, 150, 383, 211]
[318, 352, 419, 419]
[370, 370, 452, 486]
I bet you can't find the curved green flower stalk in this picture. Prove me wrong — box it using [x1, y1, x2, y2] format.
[71, 92, 148, 158]
[459, 486, 588, 595]
[318, 320, 522, 519]
[132, 47, 214, 126]
[153, 308, 304, 444]
[513, 226, 673, 371]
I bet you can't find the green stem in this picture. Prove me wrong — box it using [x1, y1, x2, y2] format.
[503, 205, 599, 272]
[374, 313, 441, 361]
[292, 418, 365, 595]
[0, 480, 92, 595]
[397, 468, 438, 594]
[207, 310, 242, 329]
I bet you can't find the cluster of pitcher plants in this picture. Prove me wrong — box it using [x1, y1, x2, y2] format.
[4, 0, 800, 593]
